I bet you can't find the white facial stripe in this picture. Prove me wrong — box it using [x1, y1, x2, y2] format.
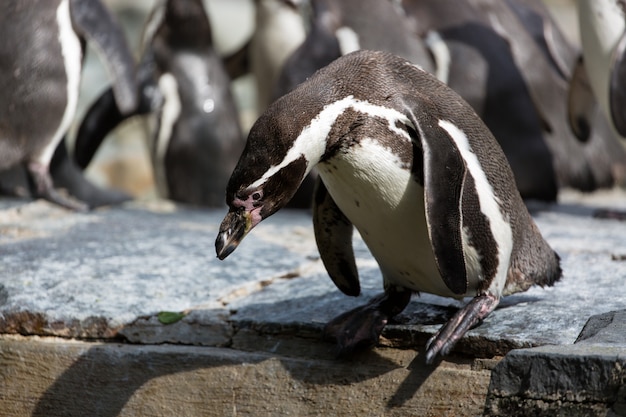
[438, 119, 513, 296]
[37, 0, 82, 165]
[335, 26, 361, 55]
[155, 73, 182, 198]
[248, 96, 411, 189]
[425, 30, 450, 84]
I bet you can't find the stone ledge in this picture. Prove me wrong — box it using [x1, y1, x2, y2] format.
[483, 343, 626, 416]
[1, 189, 626, 415]
[0, 335, 494, 417]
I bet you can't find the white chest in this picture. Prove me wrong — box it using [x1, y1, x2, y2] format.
[317, 138, 465, 298]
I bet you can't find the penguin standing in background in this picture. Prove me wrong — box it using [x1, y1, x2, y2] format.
[0, 0, 137, 210]
[74, 0, 245, 207]
[574, 0, 626, 138]
[400, 0, 626, 201]
[273, 0, 434, 99]
[215, 50, 561, 363]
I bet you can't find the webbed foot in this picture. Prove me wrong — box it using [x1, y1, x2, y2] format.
[323, 287, 411, 356]
[425, 293, 499, 364]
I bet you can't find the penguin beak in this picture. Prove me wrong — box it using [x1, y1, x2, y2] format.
[215, 209, 252, 260]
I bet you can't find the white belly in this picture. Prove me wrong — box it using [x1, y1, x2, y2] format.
[318, 138, 462, 298]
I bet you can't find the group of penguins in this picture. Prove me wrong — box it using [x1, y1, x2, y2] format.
[1, 0, 625, 362]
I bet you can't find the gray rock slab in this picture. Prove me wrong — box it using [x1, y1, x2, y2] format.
[576, 309, 626, 346]
[483, 343, 626, 416]
[1, 189, 626, 358]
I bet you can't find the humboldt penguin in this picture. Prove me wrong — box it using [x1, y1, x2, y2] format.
[0, 0, 137, 210]
[574, 0, 626, 138]
[74, 0, 245, 207]
[215, 50, 562, 363]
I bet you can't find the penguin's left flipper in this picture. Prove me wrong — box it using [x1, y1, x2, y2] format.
[70, 0, 138, 114]
[424, 293, 498, 364]
[402, 99, 468, 296]
[567, 56, 596, 142]
[312, 177, 360, 296]
[610, 30, 626, 137]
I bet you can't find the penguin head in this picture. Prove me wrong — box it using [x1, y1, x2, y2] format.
[215, 98, 319, 260]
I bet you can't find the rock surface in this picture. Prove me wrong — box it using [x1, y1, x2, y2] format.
[1, 188, 626, 416]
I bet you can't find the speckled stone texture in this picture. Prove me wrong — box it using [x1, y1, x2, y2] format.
[1, 188, 625, 416]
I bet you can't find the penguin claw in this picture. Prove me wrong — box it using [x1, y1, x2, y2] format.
[424, 293, 499, 364]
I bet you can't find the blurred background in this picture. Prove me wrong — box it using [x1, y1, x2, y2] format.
[72, 0, 585, 202]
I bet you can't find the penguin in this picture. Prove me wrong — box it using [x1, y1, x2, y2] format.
[273, 0, 434, 99]
[0, 0, 137, 210]
[573, 0, 626, 138]
[74, 0, 245, 207]
[215, 50, 562, 363]
[400, 0, 626, 200]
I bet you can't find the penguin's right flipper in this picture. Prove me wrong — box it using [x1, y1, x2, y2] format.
[610, 30, 626, 137]
[312, 177, 360, 297]
[69, 0, 138, 114]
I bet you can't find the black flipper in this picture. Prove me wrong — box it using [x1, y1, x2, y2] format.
[312, 177, 360, 297]
[74, 88, 123, 169]
[74, 56, 160, 169]
[69, 0, 138, 114]
[402, 98, 468, 295]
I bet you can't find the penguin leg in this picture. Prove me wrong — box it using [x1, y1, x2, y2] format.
[26, 160, 88, 212]
[424, 293, 499, 364]
[323, 287, 412, 356]
[50, 139, 130, 208]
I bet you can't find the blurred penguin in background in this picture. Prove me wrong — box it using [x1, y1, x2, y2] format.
[75, 0, 246, 207]
[0, 0, 138, 210]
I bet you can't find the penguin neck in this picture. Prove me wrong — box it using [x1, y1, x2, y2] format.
[248, 95, 411, 192]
